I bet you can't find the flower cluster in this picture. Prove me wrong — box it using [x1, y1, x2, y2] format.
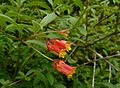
[46, 37, 76, 78]
[46, 38, 72, 58]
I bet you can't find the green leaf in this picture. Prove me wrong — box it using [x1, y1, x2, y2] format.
[32, 20, 41, 32]
[54, 84, 67, 88]
[78, 27, 87, 36]
[0, 14, 17, 25]
[46, 33, 63, 39]
[71, 37, 85, 44]
[26, 1, 51, 10]
[48, 0, 53, 6]
[26, 69, 35, 77]
[53, 0, 62, 6]
[115, 83, 120, 88]
[67, 17, 78, 25]
[73, 0, 84, 12]
[100, 82, 115, 88]
[66, 55, 77, 64]
[25, 40, 46, 48]
[18, 0, 26, 5]
[46, 73, 54, 85]
[5, 24, 17, 33]
[40, 13, 57, 28]
[33, 73, 49, 88]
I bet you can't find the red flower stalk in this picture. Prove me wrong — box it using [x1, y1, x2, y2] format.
[53, 59, 76, 78]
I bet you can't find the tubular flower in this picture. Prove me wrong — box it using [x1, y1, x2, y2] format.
[47, 41, 67, 58]
[53, 59, 76, 78]
[47, 38, 72, 58]
[49, 38, 72, 52]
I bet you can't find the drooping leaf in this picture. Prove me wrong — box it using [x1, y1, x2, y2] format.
[0, 14, 17, 25]
[25, 40, 46, 48]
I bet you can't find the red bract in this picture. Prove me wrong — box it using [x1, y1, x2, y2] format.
[47, 40, 67, 58]
[47, 38, 71, 54]
[53, 59, 76, 78]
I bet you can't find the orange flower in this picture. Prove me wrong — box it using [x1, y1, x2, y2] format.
[53, 59, 76, 78]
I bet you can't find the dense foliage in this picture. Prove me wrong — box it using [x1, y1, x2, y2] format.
[0, 0, 120, 88]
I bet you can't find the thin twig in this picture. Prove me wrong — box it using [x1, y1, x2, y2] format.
[69, 46, 78, 56]
[78, 54, 120, 71]
[109, 65, 111, 83]
[85, 31, 120, 47]
[92, 54, 96, 88]
[94, 13, 114, 27]
[89, 49, 119, 71]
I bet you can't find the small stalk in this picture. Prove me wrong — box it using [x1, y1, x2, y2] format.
[27, 44, 53, 61]
[92, 54, 96, 88]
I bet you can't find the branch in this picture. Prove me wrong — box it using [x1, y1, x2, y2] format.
[85, 31, 120, 47]
[89, 48, 119, 71]
[78, 54, 120, 71]
[94, 13, 114, 27]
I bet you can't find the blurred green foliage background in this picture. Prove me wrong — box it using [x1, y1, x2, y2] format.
[0, 0, 120, 88]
